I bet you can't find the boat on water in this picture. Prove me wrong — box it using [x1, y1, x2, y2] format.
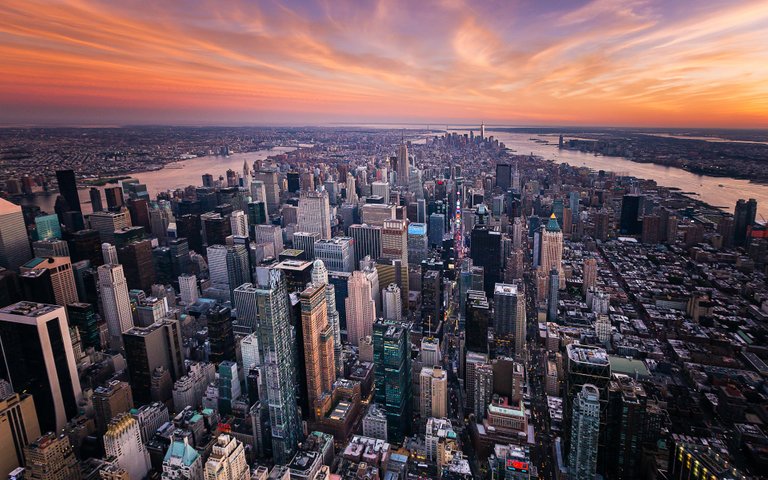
[166, 163, 185, 169]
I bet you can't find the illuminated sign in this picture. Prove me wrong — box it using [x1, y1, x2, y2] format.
[506, 459, 529, 472]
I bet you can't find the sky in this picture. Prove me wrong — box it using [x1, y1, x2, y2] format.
[1, 0, 768, 128]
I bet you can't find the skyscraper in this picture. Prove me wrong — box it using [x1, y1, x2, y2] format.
[88, 210, 131, 245]
[123, 318, 185, 405]
[382, 283, 402, 321]
[547, 267, 559, 322]
[298, 190, 332, 239]
[407, 222, 428, 265]
[0, 302, 83, 433]
[98, 264, 133, 349]
[734, 198, 758, 246]
[397, 142, 410, 187]
[568, 384, 600, 480]
[254, 169, 280, 215]
[0, 393, 41, 474]
[35, 213, 63, 241]
[299, 283, 336, 418]
[20, 257, 78, 306]
[466, 289, 491, 352]
[104, 414, 151, 480]
[470, 224, 501, 296]
[349, 224, 382, 264]
[619, 195, 642, 235]
[229, 209, 248, 237]
[162, 438, 203, 480]
[419, 366, 448, 419]
[204, 434, 249, 480]
[582, 257, 597, 295]
[428, 213, 445, 247]
[254, 268, 301, 464]
[314, 237, 355, 273]
[541, 214, 564, 290]
[345, 271, 376, 346]
[311, 260, 342, 374]
[0, 198, 33, 271]
[55, 170, 81, 213]
[373, 319, 411, 443]
[495, 164, 512, 191]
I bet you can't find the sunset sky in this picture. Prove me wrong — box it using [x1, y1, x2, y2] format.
[1, 0, 768, 127]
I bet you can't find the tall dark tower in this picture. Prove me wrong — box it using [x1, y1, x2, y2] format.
[55, 170, 81, 213]
[734, 198, 757, 246]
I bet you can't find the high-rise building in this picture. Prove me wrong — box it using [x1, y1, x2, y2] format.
[20, 257, 78, 306]
[345, 271, 376, 346]
[360, 204, 395, 227]
[311, 260, 342, 374]
[253, 224, 283, 256]
[217, 361, 241, 415]
[229, 210, 248, 238]
[162, 438, 203, 480]
[104, 186, 125, 211]
[345, 173, 358, 204]
[206, 305, 235, 364]
[35, 214, 63, 241]
[734, 198, 758, 246]
[88, 211, 130, 245]
[495, 164, 512, 191]
[32, 238, 70, 258]
[55, 170, 81, 213]
[0, 198, 33, 271]
[93, 380, 134, 433]
[582, 257, 597, 295]
[349, 224, 382, 264]
[254, 268, 301, 464]
[547, 268, 559, 322]
[117, 239, 155, 292]
[299, 283, 336, 418]
[362, 404, 388, 441]
[419, 366, 447, 419]
[0, 393, 41, 475]
[541, 214, 564, 290]
[407, 223, 428, 265]
[470, 224, 501, 296]
[253, 170, 280, 215]
[179, 273, 199, 305]
[204, 434, 249, 480]
[98, 264, 133, 349]
[605, 374, 648, 480]
[292, 231, 321, 260]
[66, 302, 100, 351]
[397, 142, 410, 187]
[474, 363, 494, 419]
[298, 190, 332, 239]
[314, 237, 354, 273]
[465, 290, 491, 353]
[568, 384, 600, 480]
[123, 318, 185, 405]
[382, 283, 402, 321]
[619, 195, 642, 235]
[0, 302, 82, 433]
[373, 319, 411, 443]
[428, 213, 445, 247]
[104, 414, 151, 480]
[381, 219, 408, 264]
[23, 432, 80, 480]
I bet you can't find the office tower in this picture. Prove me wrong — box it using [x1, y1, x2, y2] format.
[381, 218, 408, 262]
[254, 170, 280, 215]
[204, 434, 248, 480]
[104, 186, 125, 211]
[127, 198, 151, 233]
[619, 195, 642, 235]
[20, 257, 78, 306]
[311, 260, 342, 374]
[605, 375, 647, 480]
[470, 224, 501, 296]
[547, 268, 559, 322]
[407, 223, 428, 265]
[98, 264, 133, 348]
[582, 258, 597, 295]
[0, 393, 41, 475]
[300, 284, 336, 418]
[541, 213, 564, 289]
[206, 245, 232, 292]
[66, 302, 99, 351]
[0, 267, 21, 308]
[150, 200, 175, 243]
[568, 384, 600, 480]
[102, 242, 118, 265]
[373, 319, 411, 442]
[55, 170, 81, 213]
[88, 187, 104, 213]
[397, 142, 410, 187]
[229, 210, 248, 238]
[428, 213, 445, 247]
[162, 438, 203, 480]
[409, 167, 424, 199]
[298, 190, 332, 239]
[293, 231, 320, 260]
[382, 283, 402, 321]
[345, 173, 358, 204]
[360, 204, 395, 227]
[206, 305, 235, 364]
[118, 240, 155, 292]
[246, 201, 268, 229]
[419, 366, 447, 418]
[176, 214, 203, 254]
[93, 380, 134, 433]
[35, 214, 62, 240]
[421, 269, 441, 329]
[363, 404, 388, 441]
[253, 224, 283, 255]
[287, 171, 301, 193]
[494, 283, 526, 355]
[346, 271, 376, 346]
[371, 181, 390, 200]
[734, 198, 758, 246]
[0, 198, 33, 271]
[33, 238, 70, 258]
[0, 302, 83, 432]
[466, 290, 491, 352]
[104, 414, 151, 480]
[217, 361, 241, 415]
[200, 212, 230, 247]
[253, 268, 301, 463]
[88, 211, 130, 245]
[473, 363, 494, 419]
[23, 432, 80, 480]
[232, 283, 257, 332]
[314, 237, 354, 273]
[495, 164, 511, 191]
[123, 318, 185, 404]
[349, 224, 382, 264]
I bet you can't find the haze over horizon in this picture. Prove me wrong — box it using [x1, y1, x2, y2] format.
[2, 0, 768, 128]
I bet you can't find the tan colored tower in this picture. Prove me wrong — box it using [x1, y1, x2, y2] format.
[300, 284, 336, 418]
[541, 214, 565, 289]
[345, 271, 376, 347]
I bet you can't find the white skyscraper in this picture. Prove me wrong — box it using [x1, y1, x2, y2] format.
[102, 242, 118, 265]
[104, 414, 151, 480]
[0, 198, 32, 271]
[298, 190, 332, 239]
[345, 271, 376, 347]
[419, 366, 448, 419]
[98, 264, 133, 349]
[230, 210, 249, 238]
[397, 142, 410, 187]
[250, 180, 266, 203]
[345, 173, 357, 204]
[382, 283, 402, 321]
[204, 434, 249, 480]
[311, 259, 342, 373]
[179, 274, 199, 305]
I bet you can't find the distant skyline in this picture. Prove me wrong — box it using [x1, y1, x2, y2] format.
[1, 0, 768, 128]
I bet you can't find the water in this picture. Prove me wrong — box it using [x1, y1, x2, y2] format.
[459, 129, 768, 220]
[21, 146, 295, 214]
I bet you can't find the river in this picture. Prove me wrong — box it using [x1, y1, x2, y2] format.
[21, 146, 296, 214]
[455, 128, 768, 220]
